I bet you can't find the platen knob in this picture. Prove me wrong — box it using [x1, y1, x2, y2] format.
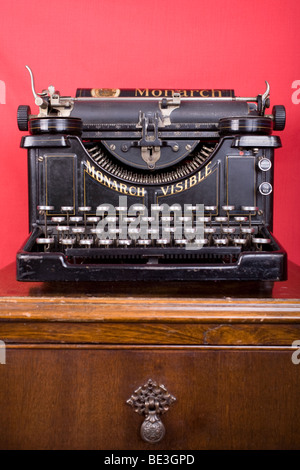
[272, 105, 286, 131]
[17, 105, 31, 131]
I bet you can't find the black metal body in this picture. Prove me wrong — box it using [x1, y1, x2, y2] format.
[16, 87, 287, 281]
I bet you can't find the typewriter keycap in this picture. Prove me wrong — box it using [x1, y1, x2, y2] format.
[118, 239, 132, 246]
[98, 239, 114, 246]
[204, 206, 217, 211]
[241, 227, 255, 234]
[87, 216, 100, 223]
[51, 217, 65, 223]
[71, 227, 85, 233]
[70, 216, 83, 223]
[79, 206, 92, 212]
[60, 238, 75, 246]
[61, 206, 74, 212]
[37, 205, 54, 211]
[214, 239, 228, 245]
[222, 227, 236, 234]
[175, 239, 188, 245]
[215, 217, 228, 222]
[197, 217, 211, 223]
[222, 205, 235, 211]
[137, 239, 152, 246]
[79, 239, 94, 247]
[252, 237, 271, 244]
[204, 227, 216, 233]
[234, 238, 247, 245]
[234, 217, 248, 222]
[241, 206, 259, 212]
[36, 237, 54, 244]
[56, 225, 70, 232]
[156, 239, 169, 245]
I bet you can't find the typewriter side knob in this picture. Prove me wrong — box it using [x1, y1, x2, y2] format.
[218, 116, 272, 135]
[29, 117, 82, 136]
[17, 105, 31, 131]
[272, 105, 286, 131]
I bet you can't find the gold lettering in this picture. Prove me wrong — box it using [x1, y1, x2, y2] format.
[199, 90, 210, 97]
[185, 179, 189, 190]
[160, 186, 169, 196]
[212, 89, 222, 97]
[135, 89, 149, 97]
[175, 181, 183, 193]
[129, 186, 137, 196]
[119, 183, 128, 195]
[112, 180, 118, 191]
[96, 170, 103, 183]
[86, 160, 95, 177]
[189, 175, 197, 187]
[137, 187, 145, 197]
[198, 168, 205, 182]
[205, 162, 212, 177]
[103, 174, 111, 188]
[151, 89, 162, 97]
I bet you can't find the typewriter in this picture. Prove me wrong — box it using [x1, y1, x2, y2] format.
[16, 66, 287, 282]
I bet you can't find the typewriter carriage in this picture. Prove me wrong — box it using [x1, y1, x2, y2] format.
[16, 67, 287, 282]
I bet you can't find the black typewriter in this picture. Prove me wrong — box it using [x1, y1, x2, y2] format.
[16, 66, 287, 282]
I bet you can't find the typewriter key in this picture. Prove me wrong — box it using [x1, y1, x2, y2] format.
[214, 238, 228, 245]
[60, 238, 75, 246]
[156, 239, 169, 245]
[98, 239, 114, 246]
[241, 227, 255, 234]
[36, 237, 55, 252]
[137, 239, 152, 246]
[37, 205, 54, 237]
[51, 217, 65, 223]
[79, 239, 94, 247]
[234, 238, 247, 246]
[61, 206, 74, 225]
[118, 239, 132, 246]
[222, 227, 236, 234]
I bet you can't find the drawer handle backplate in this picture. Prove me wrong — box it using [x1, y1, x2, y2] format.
[127, 378, 176, 443]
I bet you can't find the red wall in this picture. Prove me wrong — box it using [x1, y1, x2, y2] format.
[0, 0, 300, 269]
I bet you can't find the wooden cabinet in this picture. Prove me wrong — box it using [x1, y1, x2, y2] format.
[0, 262, 300, 450]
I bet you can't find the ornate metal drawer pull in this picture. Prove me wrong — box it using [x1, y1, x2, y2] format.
[127, 379, 176, 443]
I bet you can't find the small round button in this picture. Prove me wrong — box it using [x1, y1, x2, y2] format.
[259, 182, 272, 195]
[258, 158, 272, 171]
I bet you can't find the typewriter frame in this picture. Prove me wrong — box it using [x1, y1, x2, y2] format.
[16, 72, 287, 282]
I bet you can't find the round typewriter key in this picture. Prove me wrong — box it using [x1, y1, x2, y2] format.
[241, 227, 255, 233]
[194, 238, 208, 245]
[147, 228, 159, 234]
[79, 239, 94, 246]
[56, 225, 70, 231]
[204, 206, 217, 211]
[141, 216, 156, 222]
[37, 205, 55, 211]
[222, 227, 236, 234]
[215, 217, 228, 222]
[70, 216, 83, 223]
[71, 227, 85, 233]
[214, 239, 228, 245]
[61, 206, 74, 212]
[161, 216, 173, 222]
[197, 217, 211, 223]
[204, 227, 216, 233]
[156, 239, 169, 245]
[60, 238, 75, 246]
[97, 205, 111, 212]
[137, 239, 152, 245]
[174, 239, 188, 245]
[90, 228, 104, 234]
[123, 217, 136, 222]
[87, 217, 100, 223]
[252, 237, 271, 244]
[118, 239, 132, 246]
[234, 217, 248, 222]
[98, 239, 114, 246]
[79, 206, 92, 212]
[128, 228, 140, 234]
[241, 227, 255, 234]
[36, 237, 54, 244]
[258, 158, 272, 171]
[241, 206, 258, 212]
[131, 204, 146, 211]
[234, 238, 247, 245]
[106, 216, 118, 222]
[178, 216, 192, 222]
[259, 182, 272, 195]
[115, 206, 128, 212]
[222, 205, 235, 211]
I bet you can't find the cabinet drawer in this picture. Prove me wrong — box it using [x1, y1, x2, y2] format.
[0, 346, 299, 450]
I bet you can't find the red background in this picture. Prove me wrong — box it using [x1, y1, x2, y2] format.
[0, 0, 299, 269]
